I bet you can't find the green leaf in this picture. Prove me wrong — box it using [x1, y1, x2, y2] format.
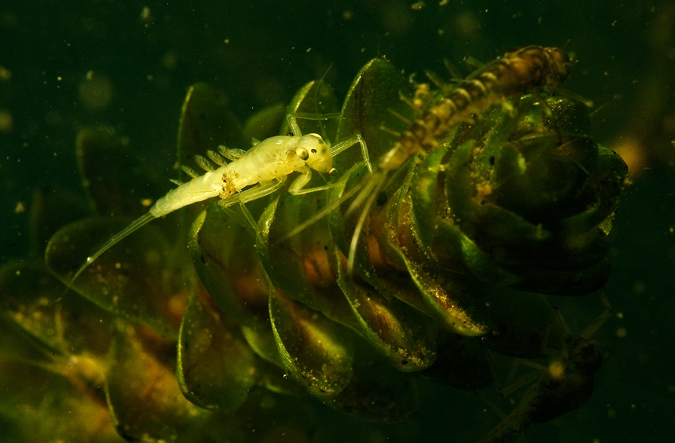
[471, 203, 551, 251]
[262, 181, 356, 326]
[240, 323, 284, 368]
[433, 219, 520, 287]
[269, 288, 354, 396]
[177, 289, 259, 412]
[444, 140, 476, 231]
[188, 204, 270, 328]
[335, 57, 414, 173]
[326, 163, 378, 284]
[401, 251, 490, 336]
[336, 256, 437, 371]
[396, 218, 490, 336]
[259, 79, 346, 320]
[410, 143, 448, 250]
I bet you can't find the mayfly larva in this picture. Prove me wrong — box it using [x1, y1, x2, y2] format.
[65, 115, 369, 289]
[343, 45, 574, 270]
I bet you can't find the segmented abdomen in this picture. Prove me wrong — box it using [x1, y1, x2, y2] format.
[151, 168, 225, 217]
[379, 46, 572, 171]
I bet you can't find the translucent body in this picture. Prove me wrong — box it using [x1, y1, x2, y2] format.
[66, 122, 369, 289]
[152, 133, 332, 217]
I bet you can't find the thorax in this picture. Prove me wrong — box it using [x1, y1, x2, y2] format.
[225, 136, 305, 186]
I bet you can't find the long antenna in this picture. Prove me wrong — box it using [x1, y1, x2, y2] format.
[63, 212, 156, 293]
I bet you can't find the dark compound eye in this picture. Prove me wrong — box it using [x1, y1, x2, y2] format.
[311, 148, 317, 154]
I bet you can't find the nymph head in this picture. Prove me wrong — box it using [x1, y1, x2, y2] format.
[296, 133, 336, 175]
[544, 46, 572, 86]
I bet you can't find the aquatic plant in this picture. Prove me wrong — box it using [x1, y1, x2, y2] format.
[0, 52, 627, 442]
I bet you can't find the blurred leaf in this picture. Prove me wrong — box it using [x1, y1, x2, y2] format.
[540, 96, 592, 136]
[241, 324, 307, 395]
[0, 358, 121, 443]
[0, 259, 112, 356]
[586, 144, 629, 230]
[28, 184, 93, 256]
[204, 390, 316, 443]
[0, 315, 52, 370]
[177, 82, 246, 167]
[76, 127, 165, 218]
[325, 362, 418, 422]
[106, 321, 204, 442]
[420, 330, 492, 389]
[242, 103, 286, 142]
[281, 79, 340, 140]
[0, 297, 116, 442]
[177, 288, 259, 412]
[512, 258, 611, 296]
[176, 83, 247, 228]
[45, 217, 186, 338]
[470, 202, 551, 251]
[256, 360, 308, 396]
[481, 289, 564, 358]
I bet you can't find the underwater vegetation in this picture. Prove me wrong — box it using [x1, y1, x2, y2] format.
[0, 48, 627, 442]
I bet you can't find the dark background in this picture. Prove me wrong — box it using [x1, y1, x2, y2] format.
[1, 1, 673, 441]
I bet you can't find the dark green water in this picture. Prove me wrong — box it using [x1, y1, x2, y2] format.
[1, 1, 673, 442]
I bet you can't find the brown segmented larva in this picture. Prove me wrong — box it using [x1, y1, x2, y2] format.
[345, 46, 573, 271]
[379, 45, 572, 171]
